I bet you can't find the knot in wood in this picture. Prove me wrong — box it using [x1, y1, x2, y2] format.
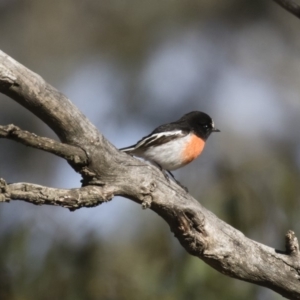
[285, 230, 300, 256]
[140, 182, 156, 209]
[0, 178, 7, 193]
[173, 209, 208, 256]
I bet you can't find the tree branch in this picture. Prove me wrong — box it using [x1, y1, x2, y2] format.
[0, 178, 113, 210]
[0, 51, 99, 145]
[273, 0, 300, 19]
[1, 50, 300, 299]
[0, 124, 88, 166]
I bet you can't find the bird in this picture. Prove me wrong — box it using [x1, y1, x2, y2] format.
[120, 111, 220, 181]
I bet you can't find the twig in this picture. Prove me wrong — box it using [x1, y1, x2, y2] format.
[0, 178, 114, 210]
[0, 124, 88, 166]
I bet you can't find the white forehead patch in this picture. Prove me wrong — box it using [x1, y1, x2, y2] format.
[211, 121, 215, 128]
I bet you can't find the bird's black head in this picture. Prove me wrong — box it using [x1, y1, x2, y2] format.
[180, 111, 220, 140]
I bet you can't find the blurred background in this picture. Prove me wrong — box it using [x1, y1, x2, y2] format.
[0, 0, 299, 299]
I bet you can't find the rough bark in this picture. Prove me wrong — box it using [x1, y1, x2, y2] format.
[0, 50, 299, 299]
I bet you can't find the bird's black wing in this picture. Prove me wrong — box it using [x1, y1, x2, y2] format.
[120, 120, 190, 152]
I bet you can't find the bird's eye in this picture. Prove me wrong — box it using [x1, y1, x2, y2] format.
[203, 124, 209, 129]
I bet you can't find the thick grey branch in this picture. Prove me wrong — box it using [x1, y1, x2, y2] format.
[0, 50, 120, 179]
[1, 50, 300, 299]
[0, 178, 113, 210]
[0, 51, 99, 145]
[0, 124, 88, 166]
[273, 0, 300, 18]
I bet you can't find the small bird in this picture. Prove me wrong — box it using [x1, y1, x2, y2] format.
[120, 111, 220, 174]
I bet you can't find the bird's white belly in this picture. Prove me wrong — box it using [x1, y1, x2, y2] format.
[137, 134, 192, 171]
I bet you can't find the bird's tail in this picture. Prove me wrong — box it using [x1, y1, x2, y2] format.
[119, 145, 136, 153]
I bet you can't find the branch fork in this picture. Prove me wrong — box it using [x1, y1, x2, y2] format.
[1, 49, 300, 299]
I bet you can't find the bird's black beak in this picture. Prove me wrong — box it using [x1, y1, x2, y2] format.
[212, 128, 220, 132]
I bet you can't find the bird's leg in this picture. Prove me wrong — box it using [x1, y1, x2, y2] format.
[167, 170, 188, 192]
[154, 163, 188, 192]
[152, 162, 171, 182]
[166, 170, 176, 180]
[123, 156, 188, 192]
